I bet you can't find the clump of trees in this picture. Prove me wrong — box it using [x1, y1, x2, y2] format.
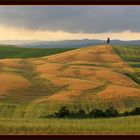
[42, 106, 140, 119]
[121, 107, 140, 116]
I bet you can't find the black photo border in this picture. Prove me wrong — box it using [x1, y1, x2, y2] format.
[0, 0, 140, 5]
[0, 0, 140, 139]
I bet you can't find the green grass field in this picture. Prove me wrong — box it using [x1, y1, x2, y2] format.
[0, 101, 139, 119]
[0, 116, 139, 134]
[0, 45, 76, 58]
[112, 45, 140, 61]
[113, 45, 140, 84]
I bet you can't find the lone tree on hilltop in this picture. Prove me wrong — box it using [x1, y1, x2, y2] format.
[107, 37, 110, 44]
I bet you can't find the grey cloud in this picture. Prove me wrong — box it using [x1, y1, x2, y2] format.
[0, 6, 139, 33]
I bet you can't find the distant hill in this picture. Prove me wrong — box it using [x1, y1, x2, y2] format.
[0, 44, 75, 58]
[1, 39, 140, 48]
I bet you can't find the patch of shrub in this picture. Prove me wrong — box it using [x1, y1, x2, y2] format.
[121, 111, 130, 117]
[89, 109, 105, 118]
[42, 106, 140, 119]
[75, 109, 87, 119]
[104, 107, 119, 118]
[53, 106, 70, 118]
[129, 107, 140, 115]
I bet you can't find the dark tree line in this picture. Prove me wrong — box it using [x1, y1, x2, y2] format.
[41, 106, 140, 119]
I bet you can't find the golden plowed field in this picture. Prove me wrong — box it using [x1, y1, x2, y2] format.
[0, 45, 139, 103]
[31, 45, 140, 103]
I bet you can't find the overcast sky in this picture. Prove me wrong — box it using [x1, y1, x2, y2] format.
[0, 6, 140, 41]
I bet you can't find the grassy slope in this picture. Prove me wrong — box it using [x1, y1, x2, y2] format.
[112, 45, 140, 68]
[0, 116, 139, 134]
[112, 45, 140, 84]
[0, 45, 139, 134]
[0, 102, 126, 119]
[0, 45, 76, 58]
[1, 59, 61, 104]
[0, 45, 76, 103]
[0, 45, 140, 114]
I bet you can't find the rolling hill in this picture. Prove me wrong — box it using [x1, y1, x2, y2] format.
[0, 44, 140, 113]
[31, 45, 139, 103]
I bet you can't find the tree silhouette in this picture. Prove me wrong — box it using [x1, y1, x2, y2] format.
[129, 107, 140, 115]
[89, 109, 105, 118]
[121, 111, 130, 117]
[54, 106, 70, 118]
[107, 37, 110, 44]
[76, 109, 87, 118]
[104, 107, 119, 118]
[45, 106, 140, 119]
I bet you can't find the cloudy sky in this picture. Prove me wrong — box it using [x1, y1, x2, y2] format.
[0, 6, 140, 41]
